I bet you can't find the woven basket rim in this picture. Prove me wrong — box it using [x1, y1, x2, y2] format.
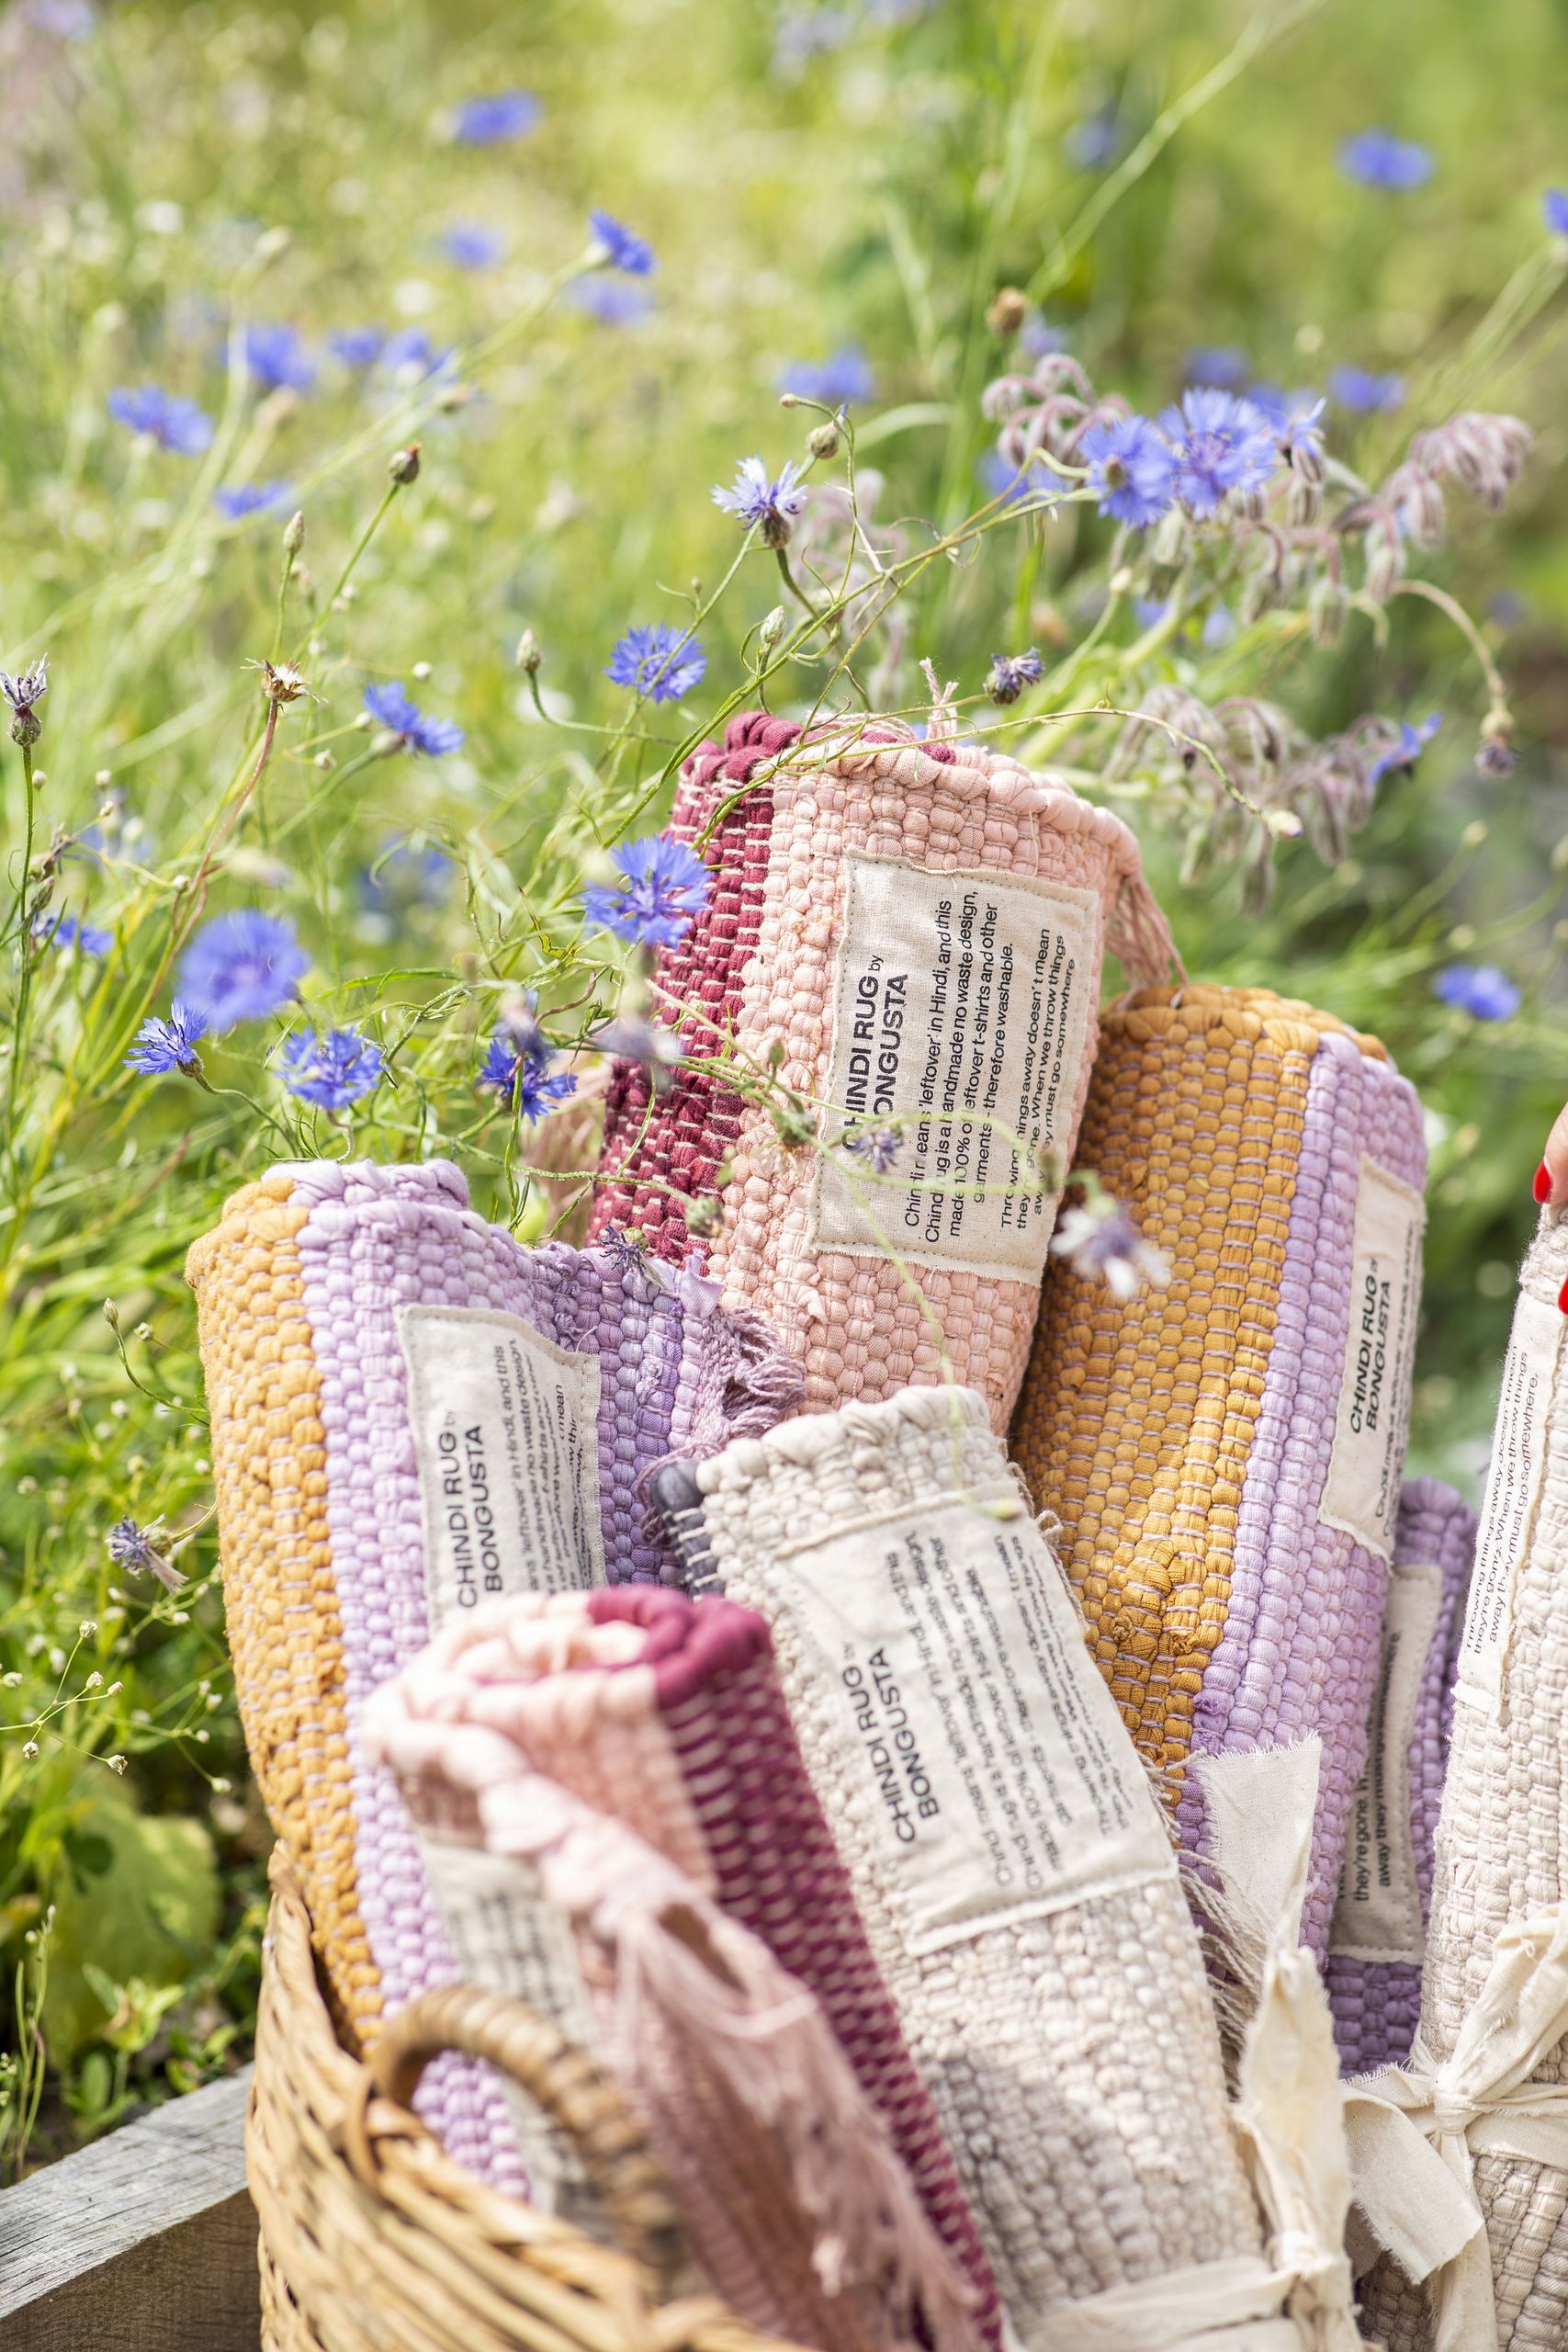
[252, 1848, 808, 2352]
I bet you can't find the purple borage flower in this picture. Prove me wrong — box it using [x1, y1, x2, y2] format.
[1329, 366, 1406, 414]
[604, 624, 706, 703]
[177, 910, 310, 1033]
[1158, 388, 1279, 515]
[582, 834, 713, 949]
[1078, 414, 1178, 528]
[34, 910, 111, 954]
[1433, 964, 1520, 1022]
[213, 480, 293, 519]
[588, 210, 656, 277]
[779, 345, 876, 405]
[281, 1025, 385, 1112]
[241, 323, 315, 393]
[1545, 190, 1568, 237]
[452, 90, 541, 145]
[125, 1000, 209, 1075]
[1369, 713, 1441, 786]
[107, 384, 214, 454]
[439, 221, 508, 269]
[1338, 129, 1435, 191]
[712, 454, 810, 547]
[363, 681, 465, 756]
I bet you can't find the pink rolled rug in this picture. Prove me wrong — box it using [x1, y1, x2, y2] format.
[361, 1582, 1003, 2350]
[588, 709, 1177, 1431]
[366, 1676, 983, 2352]
[187, 1158, 801, 2188]
[1324, 1476, 1474, 2075]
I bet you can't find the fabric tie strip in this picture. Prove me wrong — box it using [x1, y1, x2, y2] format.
[360, 1581, 1003, 2349]
[1008, 985, 1427, 1961]
[1354, 1208, 1568, 2352]
[366, 1602, 990, 2352]
[186, 1156, 801, 2187]
[1323, 1477, 1474, 2076]
[588, 708, 1178, 1432]
[650, 1385, 1364, 2349]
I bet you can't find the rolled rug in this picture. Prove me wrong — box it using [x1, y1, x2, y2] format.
[1323, 1478, 1474, 2075]
[1353, 1211, 1568, 2352]
[186, 1157, 800, 2183]
[588, 708, 1178, 1432]
[361, 1582, 1004, 2351]
[1009, 985, 1427, 1959]
[366, 1695, 984, 2352]
[645, 1385, 1348, 2348]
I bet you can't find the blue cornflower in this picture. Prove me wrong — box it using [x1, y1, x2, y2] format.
[773, 7, 855, 74]
[241, 323, 315, 393]
[439, 221, 507, 269]
[381, 327, 454, 377]
[1201, 607, 1235, 650]
[106, 1516, 184, 1592]
[1544, 190, 1568, 237]
[977, 450, 1039, 510]
[1, 657, 49, 727]
[605, 624, 706, 703]
[214, 480, 293, 519]
[1434, 964, 1520, 1022]
[453, 90, 541, 144]
[844, 1125, 901, 1173]
[1369, 713, 1441, 786]
[363, 682, 465, 757]
[1158, 389, 1278, 515]
[479, 1021, 577, 1124]
[779, 345, 876, 406]
[1066, 107, 1121, 169]
[357, 839, 457, 912]
[281, 1025, 385, 1112]
[1186, 346, 1249, 389]
[566, 277, 653, 325]
[986, 650, 1044, 706]
[177, 910, 310, 1033]
[107, 384, 214, 454]
[1078, 414, 1179, 528]
[1329, 366, 1405, 413]
[331, 327, 386, 369]
[125, 1001, 209, 1075]
[583, 835, 713, 949]
[34, 910, 111, 955]
[712, 455, 810, 548]
[588, 210, 656, 277]
[1338, 130, 1434, 191]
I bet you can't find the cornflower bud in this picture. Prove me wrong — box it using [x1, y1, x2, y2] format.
[389, 443, 422, 485]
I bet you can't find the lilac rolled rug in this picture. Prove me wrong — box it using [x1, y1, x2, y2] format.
[1324, 1476, 1474, 2075]
[187, 1158, 802, 2188]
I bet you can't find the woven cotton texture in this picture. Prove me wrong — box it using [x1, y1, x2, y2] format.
[367, 1657, 983, 2352]
[667, 1386, 1267, 2342]
[186, 1158, 801, 2185]
[1009, 986, 1427, 1958]
[589, 710, 1177, 1432]
[1324, 1478, 1473, 2076]
[1361, 1211, 1568, 2352]
[360, 1582, 1003, 2350]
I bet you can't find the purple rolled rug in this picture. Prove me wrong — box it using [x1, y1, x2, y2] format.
[187, 1158, 802, 2187]
[1324, 1477, 1474, 2075]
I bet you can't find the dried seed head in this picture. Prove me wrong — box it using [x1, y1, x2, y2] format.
[987, 287, 1029, 336]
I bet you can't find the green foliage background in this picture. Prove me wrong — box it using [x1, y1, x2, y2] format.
[0, 0, 1563, 2154]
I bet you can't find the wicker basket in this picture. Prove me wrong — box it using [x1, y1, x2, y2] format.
[251, 1850, 808, 2352]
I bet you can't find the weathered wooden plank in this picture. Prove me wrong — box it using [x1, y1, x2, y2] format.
[0, 2066, 259, 2350]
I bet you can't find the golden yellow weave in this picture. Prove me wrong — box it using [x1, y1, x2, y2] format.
[1010, 984, 1424, 1956]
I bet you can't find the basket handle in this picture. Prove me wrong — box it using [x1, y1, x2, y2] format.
[360, 1980, 687, 2286]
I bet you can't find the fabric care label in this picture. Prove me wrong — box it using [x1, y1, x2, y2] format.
[1319, 1158, 1426, 1561]
[1330, 1564, 1443, 1962]
[782, 1498, 1174, 1957]
[418, 1834, 606, 2231]
[811, 852, 1099, 1281]
[1456, 1283, 1565, 1714]
[397, 1305, 605, 1622]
